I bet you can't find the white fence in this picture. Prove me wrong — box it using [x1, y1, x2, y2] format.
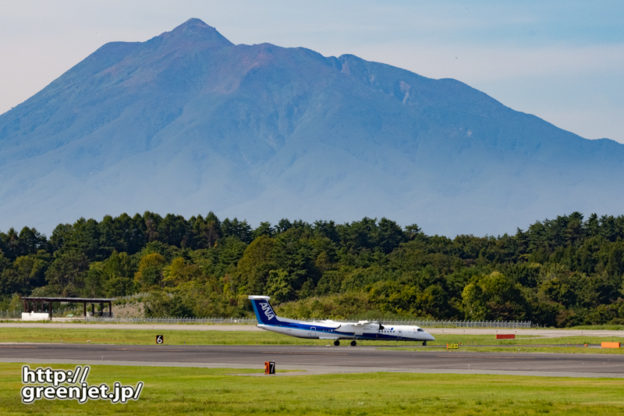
[0, 310, 20, 319]
[82, 316, 533, 328]
[384, 319, 533, 328]
[84, 316, 256, 324]
[0, 310, 533, 328]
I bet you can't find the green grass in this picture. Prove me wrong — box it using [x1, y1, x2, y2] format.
[448, 346, 623, 354]
[426, 334, 623, 345]
[1, 362, 623, 415]
[0, 327, 327, 345]
[420, 334, 624, 354]
[393, 345, 624, 355]
[0, 327, 622, 354]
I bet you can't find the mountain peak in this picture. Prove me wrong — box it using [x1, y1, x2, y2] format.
[162, 18, 233, 47]
[180, 17, 209, 27]
[1, 20, 623, 236]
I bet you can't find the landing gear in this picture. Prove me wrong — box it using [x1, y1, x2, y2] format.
[333, 339, 340, 346]
[422, 341, 427, 346]
[350, 340, 357, 347]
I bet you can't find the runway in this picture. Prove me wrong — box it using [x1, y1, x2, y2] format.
[1, 343, 623, 377]
[2, 322, 624, 338]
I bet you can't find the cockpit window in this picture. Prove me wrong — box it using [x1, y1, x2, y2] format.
[417, 328, 424, 332]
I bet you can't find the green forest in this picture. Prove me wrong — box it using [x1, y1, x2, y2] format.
[1, 211, 624, 326]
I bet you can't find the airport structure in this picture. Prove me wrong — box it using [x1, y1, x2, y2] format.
[21, 297, 113, 320]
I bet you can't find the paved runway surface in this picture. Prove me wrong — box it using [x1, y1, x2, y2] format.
[1, 343, 623, 377]
[2, 322, 623, 338]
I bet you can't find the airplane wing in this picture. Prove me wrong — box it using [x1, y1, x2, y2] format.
[352, 320, 383, 329]
[337, 320, 382, 335]
[318, 320, 342, 329]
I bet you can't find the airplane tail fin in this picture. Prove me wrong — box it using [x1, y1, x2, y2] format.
[248, 295, 280, 325]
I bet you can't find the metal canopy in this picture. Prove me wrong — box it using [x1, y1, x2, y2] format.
[21, 297, 113, 318]
[21, 297, 113, 302]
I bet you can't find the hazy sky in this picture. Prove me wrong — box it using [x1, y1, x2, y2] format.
[1, 0, 622, 141]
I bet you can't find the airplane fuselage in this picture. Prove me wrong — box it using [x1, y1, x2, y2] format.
[249, 295, 435, 344]
[258, 321, 432, 342]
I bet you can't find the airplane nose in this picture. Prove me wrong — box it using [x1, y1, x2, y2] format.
[426, 332, 435, 341]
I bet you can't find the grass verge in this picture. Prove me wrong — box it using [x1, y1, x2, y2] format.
[1, 327, 623, 353]
[1, 362, 623, 415]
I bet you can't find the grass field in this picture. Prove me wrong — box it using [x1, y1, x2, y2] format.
[1, 327, 622, 354]
[1, 326, 623, 414]
[1, 363, 623, 415]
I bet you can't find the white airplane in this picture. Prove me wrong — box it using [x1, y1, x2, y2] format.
[248, 295, 435, 346]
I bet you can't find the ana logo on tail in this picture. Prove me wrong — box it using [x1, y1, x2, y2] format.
[260, 302, 276, 320]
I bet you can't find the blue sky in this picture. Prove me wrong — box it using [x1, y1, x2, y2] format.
[1, 0, 622, 141]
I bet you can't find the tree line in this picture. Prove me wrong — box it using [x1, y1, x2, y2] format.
[1, 211, 624, 326]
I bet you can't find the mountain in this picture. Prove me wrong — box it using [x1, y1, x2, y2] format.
[1, 18, 623, 236]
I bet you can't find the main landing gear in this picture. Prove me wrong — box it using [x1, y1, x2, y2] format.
[333, 340, 358, 346]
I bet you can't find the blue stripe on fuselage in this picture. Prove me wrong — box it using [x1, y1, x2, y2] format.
[260, 320, 420, 341]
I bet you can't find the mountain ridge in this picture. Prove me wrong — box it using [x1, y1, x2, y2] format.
[1, 18, 622, 236]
